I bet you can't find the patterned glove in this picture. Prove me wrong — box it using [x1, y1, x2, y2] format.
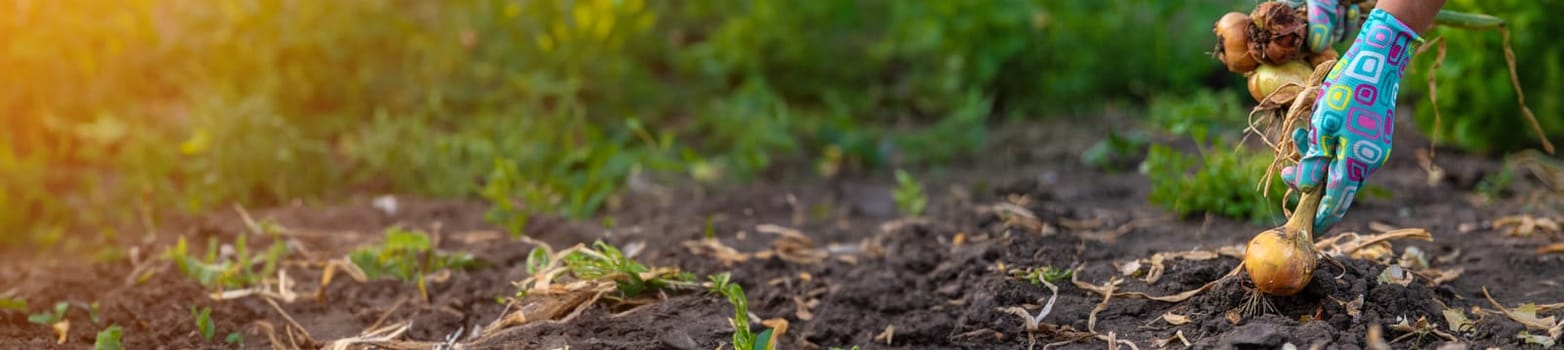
[1305, 0, 1344, 53]
[1282, 8, 1419, 230]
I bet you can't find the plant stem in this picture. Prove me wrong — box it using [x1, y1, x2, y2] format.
[1434, 10, 1505, 30]
[1285, 189, 1325, 242]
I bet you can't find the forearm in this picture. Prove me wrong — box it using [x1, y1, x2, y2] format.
[1376, 0, 1446, 35]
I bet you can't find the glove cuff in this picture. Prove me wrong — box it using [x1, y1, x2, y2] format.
[1349, 9, 1421, 77]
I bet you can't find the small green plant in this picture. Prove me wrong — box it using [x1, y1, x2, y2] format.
[226, 332, 244, 347]
[1010, 266, 1074, 284]
[1141, 138, 1286, 223]
[893, 169, 928, 217]
[515, 241, 699, 301]
[166, 231, 288, 289]
[348, 227, 478, 283]
[193, 306, 215, 341]
[28, 301, 68, 325]
[710, 273, 756, 350]
[87, 301, 101, 324]
[1037, 266, 1074, 284]
[94, 325, 124, 350]
[828, 347, 863, 350]
[710, 273, 778, 350]
[562, 241, 653, 297]
[0, 296, 25, 312]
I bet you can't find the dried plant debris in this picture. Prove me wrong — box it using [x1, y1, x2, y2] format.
[1482, 287, 1564, 348]
[1494, 215, 1561, 236]
[1116, 247, 1240, 284]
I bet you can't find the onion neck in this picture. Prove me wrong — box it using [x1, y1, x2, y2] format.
[1284, 190, 1326, 242]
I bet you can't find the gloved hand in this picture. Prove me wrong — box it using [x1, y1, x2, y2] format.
[1282, 8, 1419, 230]
[1304, 0, 1349, 53]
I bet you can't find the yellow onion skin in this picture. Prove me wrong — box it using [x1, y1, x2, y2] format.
[1244, 190, 1324, 296]
[1244, 227, 1317, 296]
[1307, 48, 1339, 68]
[1247, 61, 1312, 102]
[1214, 12, 1259, 73]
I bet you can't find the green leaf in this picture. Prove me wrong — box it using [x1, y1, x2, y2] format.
[94, 325, 124, 350]
[225, 332, 244, 346]
[526, 246, 552, 275]
[88, 301, 102, 324]
[753, 328, 775, 350]
[193, 306, 215, 341]
[29, 301, 69, 325]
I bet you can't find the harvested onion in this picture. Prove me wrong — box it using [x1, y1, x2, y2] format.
[1246, 61, 1312, 102]
[1248, 1, 1307, 65]
[1214, 12, 1259, 73]
[1244, 190, 1324, 296]
[1307, 47, 1339, 68]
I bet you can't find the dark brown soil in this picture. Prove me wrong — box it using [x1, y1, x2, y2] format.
[3, 116, 1562, 349]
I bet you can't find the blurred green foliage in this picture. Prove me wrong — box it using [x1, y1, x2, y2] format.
[1141, 89, 1287, 223]
[1, 0, 1244, 245]
[1404, 0, 1564, 154]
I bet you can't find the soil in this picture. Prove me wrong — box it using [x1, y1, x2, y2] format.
[3, 115, 1563, 349]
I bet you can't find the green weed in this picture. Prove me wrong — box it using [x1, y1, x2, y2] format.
[893, 169, 928, 217]
[515, 241, 700, 302]
[1011, 266, 1074, 284]
[94, 325, 124, 350]
[710, 273, 757, 350]
[0, 296, 24, 312]
[27, 302, 68, 325]
[1142, 89, 1285, 223]
[193, 306, 214, 341]
[1142, 141, 1286, 223]
[87, 301, 101, 324]
[348, 227, 478, 283]
[561, 241, 658, 297]
[166, 232, 288, 289]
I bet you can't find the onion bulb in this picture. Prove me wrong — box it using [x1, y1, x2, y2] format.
[1214, 12, 1259, 73]
[1247, 61, 1312, 102]
[1244, 190, 1324, 296]
[1248, 2, 1307, 65]
[1307, 47, 1339, 68]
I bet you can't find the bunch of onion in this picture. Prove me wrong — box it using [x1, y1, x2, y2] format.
[1214, 1, 1339, 103]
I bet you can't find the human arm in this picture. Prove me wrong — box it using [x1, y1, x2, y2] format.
[1283, 0, 1444, 230]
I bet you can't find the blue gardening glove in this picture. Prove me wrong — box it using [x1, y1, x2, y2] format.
[1301, 0, 1351, 53]
[1282, 8, 1419, 230]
